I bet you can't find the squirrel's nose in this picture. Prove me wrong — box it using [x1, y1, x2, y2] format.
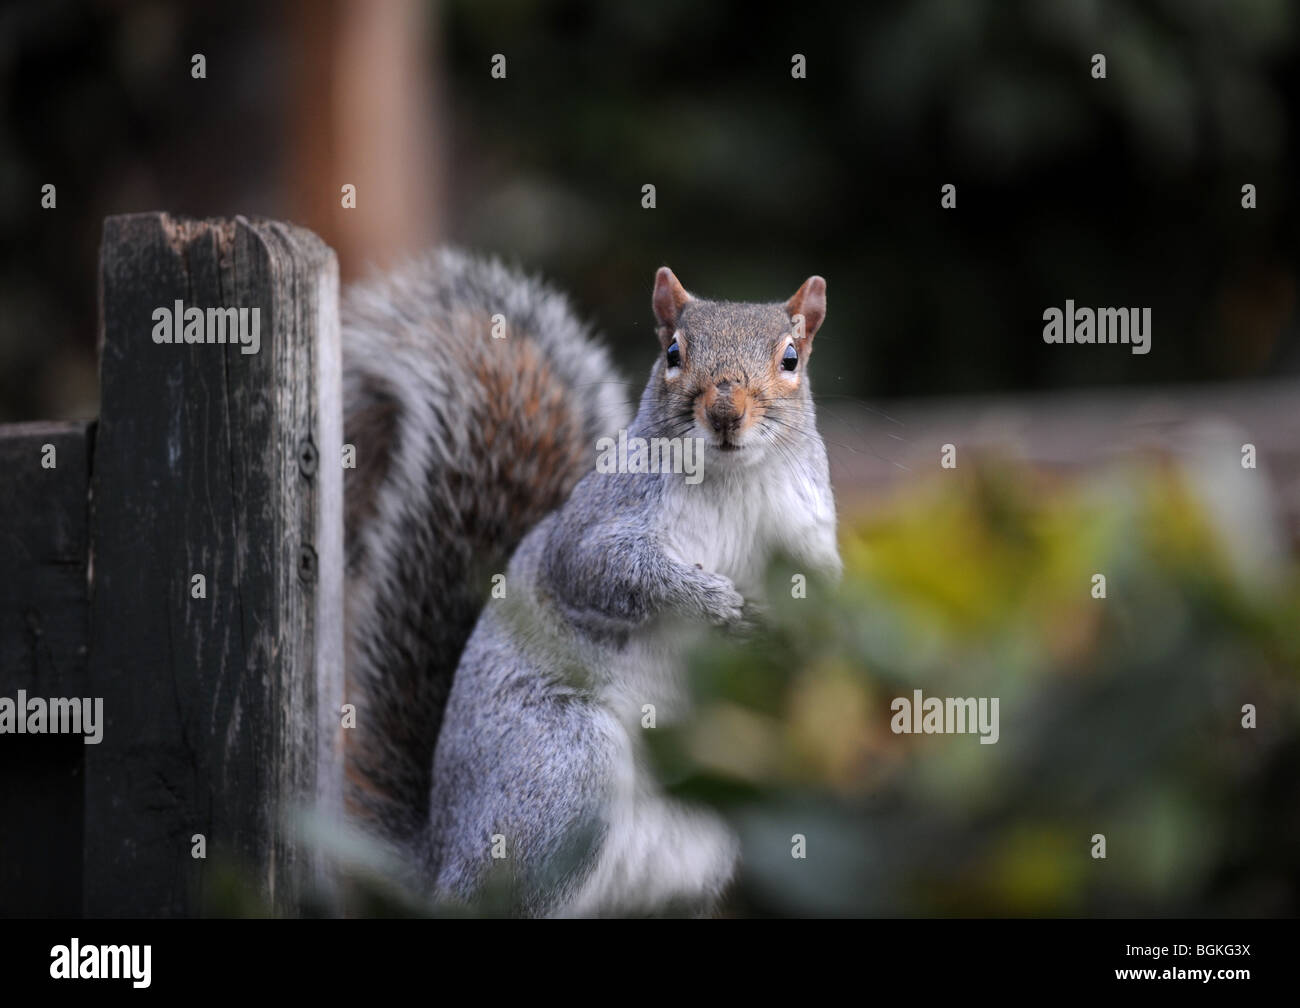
[706, 380, 745, 436]
[708, 410, 739, 437]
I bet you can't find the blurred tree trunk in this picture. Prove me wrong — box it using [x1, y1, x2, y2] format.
[285, 0, 444, 279]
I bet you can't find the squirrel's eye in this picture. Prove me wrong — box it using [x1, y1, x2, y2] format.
[666, 340, 681, 369]
[781, 344, 798, 371]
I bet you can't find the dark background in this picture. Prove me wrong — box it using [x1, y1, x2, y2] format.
[2, 0, 1297, 422]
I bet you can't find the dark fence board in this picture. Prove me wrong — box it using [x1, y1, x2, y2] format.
[0, 420, 92, 915]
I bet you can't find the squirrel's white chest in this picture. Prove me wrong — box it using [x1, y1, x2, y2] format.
[601, 460, 838, 716]
[659, 462, 830, 595]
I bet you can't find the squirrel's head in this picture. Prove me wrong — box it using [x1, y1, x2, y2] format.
[652, 266, 826, 459]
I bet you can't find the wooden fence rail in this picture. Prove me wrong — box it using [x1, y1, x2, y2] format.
[0, 213, 344, 917]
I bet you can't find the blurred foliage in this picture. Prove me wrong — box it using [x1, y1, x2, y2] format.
[645, 456, 1300, 916]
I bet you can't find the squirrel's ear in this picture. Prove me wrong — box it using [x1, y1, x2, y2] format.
[653, 267, 692, 342]
[785, 276, 827, 341]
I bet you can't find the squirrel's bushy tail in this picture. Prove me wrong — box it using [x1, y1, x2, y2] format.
[341, 248, 628, 850]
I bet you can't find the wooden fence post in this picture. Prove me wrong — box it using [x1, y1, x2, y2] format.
[84, 213, 343, 915]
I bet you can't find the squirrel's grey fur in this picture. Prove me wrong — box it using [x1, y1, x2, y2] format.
[342, 249, 628, 848]
[344, 252, 840, 915]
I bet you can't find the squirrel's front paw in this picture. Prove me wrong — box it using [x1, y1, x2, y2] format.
[735, 597, 767, 636]
[689, 569, 749, 631]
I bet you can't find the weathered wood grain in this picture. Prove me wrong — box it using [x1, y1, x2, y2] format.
[84, 213, 342, 916]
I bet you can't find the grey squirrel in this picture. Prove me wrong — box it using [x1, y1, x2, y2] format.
[342, 250, 840, 915]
